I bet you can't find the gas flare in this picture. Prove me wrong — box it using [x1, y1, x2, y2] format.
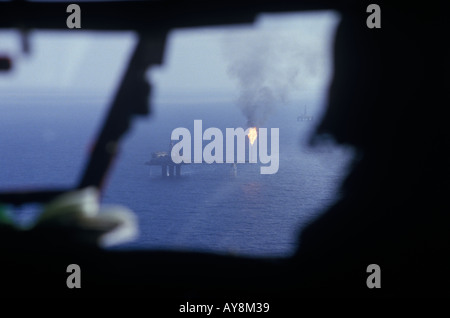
[248, 127, 257, 145]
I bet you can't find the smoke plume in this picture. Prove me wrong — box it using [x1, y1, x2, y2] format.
[222, 30, 306, 127]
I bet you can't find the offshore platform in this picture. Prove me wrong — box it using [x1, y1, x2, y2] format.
[145, 142, 187, 177]
[145, 141, 243, 178]
[297, 105, 313, 121]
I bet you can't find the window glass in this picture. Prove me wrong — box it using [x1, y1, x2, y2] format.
[0, 31, 136, 189]
[101, 11, 354, 257]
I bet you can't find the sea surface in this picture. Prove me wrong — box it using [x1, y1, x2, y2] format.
[0, 94, 354, 257]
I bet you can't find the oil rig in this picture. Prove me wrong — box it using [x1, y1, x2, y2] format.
[145, 142, 186, 177]
[297, 105, 313, 121]
[146, 141, 251, 178]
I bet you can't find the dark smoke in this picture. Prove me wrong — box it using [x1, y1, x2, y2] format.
[222, 30, 302, 127]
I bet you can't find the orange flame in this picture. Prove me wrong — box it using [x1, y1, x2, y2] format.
[248, 127, 257, 145]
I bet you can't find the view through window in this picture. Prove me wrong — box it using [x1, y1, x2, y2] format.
[100, 11, 355, 256]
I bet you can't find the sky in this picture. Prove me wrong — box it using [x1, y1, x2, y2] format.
[0, 11, 340, 103]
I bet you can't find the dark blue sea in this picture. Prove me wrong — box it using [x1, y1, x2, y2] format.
[0, 93, 354, 257]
